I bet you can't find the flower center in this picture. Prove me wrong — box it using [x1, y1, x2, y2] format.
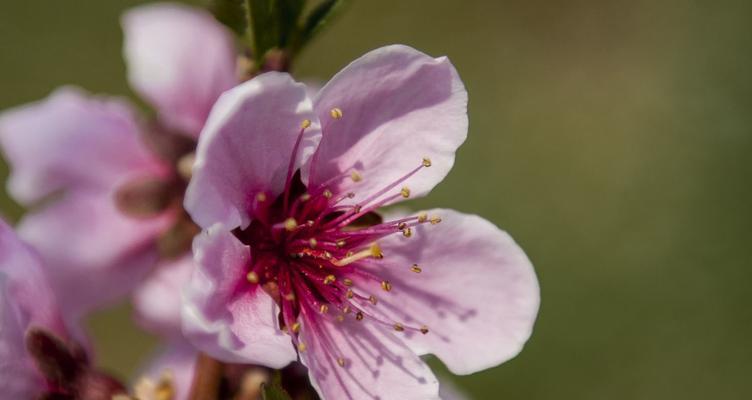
[232, 111, 440, 359]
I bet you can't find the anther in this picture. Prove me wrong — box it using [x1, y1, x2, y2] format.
[420, 326, 429, 334]
[309, 238, 318, 248]
[430, 216, 442, 224]
[342, 306, 351, 314]
[398, 222, 407, 230]
[330, 107, 343, 119]
[369, 295, 378, 305]
[298, 342, 307, 352]
[300, 193, 311, 202]
[256, 193, 267, 202]
[422, 157, 432, 167]
[291, 322, 301, 333]
[355, 312, 364, 321]
[337, 357, 346, 367]
[343, 278, 353, 286]
[319, 304, 329, 314]
[381, 281, 392, 292]
[336, 239, 346, 248]
[301, 119, 312, 129]
[394, 323, 405, 332]
[324, 275, 336, 285]
[417, 212, 428, 222]
[246, 271, 259, 283]
[323, 189, 333, 199]
[284, 218, 298, 231]
[400, 186, 411, 198]
[350, 171, 362, 182]
[411, 264, 422, 273]
[284, 293, 296, 301]
[402, 228, 412, 237]
[346, 289, 354, 299]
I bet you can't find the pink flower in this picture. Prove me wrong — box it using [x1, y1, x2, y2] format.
[0, 3, 236, 319]
[182, 45, 540, 399]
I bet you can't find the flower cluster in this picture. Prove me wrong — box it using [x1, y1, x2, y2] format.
[0, 2, 539, 400]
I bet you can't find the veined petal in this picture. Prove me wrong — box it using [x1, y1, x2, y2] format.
[122, 3, 237, 136]
[366, 209, 540, 375]
[182, 224, 296, 367]
[17, 191, 171, 316]
[298, 313, 440, 400]
[133, 255, 195, 338]
[0, 87, 163, 204]
[305, 45, 467, 205]
[185, 73, 321, 229]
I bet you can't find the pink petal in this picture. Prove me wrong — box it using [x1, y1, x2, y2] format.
[0, 286, 41, 398]
[304, 45, 467, 205]
[298, 314, 440, 400]
[17, 191, 172, 316]
[133, 255, 195, 338]
[182, 224, 296, 367]
[366, 209, 540, 375]
[122, 3, 237, 136]
[0, 87, 164, 204]
[139, 341, 196, 400]
[185, 73, 321, 229]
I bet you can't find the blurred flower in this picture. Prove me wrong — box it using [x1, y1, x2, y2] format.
[0, 219, 126, 399]
[0, 3, 236, 322]
[182, 45, 540, 399]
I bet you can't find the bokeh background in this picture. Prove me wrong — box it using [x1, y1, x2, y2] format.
[1, 0, 751, 398]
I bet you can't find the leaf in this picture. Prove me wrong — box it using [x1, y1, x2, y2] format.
[261, 381, 293, 400]
[296, 0, 348, 51]
[209, 0, 250, 36]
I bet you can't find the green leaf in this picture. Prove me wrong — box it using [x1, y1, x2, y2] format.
[295, 0, 347, 51]
[261, 381, 293, 400]
[209, 0, 250, 37]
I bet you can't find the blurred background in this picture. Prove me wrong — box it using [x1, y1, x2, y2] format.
[1, 0, 751, 398]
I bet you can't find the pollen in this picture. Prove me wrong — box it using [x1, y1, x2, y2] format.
[400, 186, 411, 198]
[343, 278, 353, 286]
[394, 323, 405, 332]
[284, 218, 298, 231]
[297, 342, 307, 352]
[370, 242, 383, 258]
[417, 212, 428, 222]
[411, 264, 422, 273]
[330, 107, 343, 119]
[324, 275, 336, 285]
[350, 171, 362, 182]
[300, 119, 312, 129]
[381, 280, 392, 292]
[422, 157, 432, 167]
[398, 222, 408, 230]
[402, 227, 413, 237]
[291, 322, 301, 333]
[430, 216, 442, 224]
[246, 271, 259, 283]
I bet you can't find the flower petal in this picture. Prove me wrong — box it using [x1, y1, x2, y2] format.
[182, 224, 296, 367]
[365, 209, 539, 375]
[298, 314, 440, 400]
[0, 87, 163, 204]
[133, 255, 195, 338]
[122, 3, 237, 136]
[17, 191, 171, 316]
[305, 45, 467, 205]
[185, 73, 321, 229]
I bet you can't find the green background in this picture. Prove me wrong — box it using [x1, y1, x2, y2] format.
[1, 1, 751, 398]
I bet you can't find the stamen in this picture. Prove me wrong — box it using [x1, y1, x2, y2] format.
[324, 275, 336, 285]
[422, 157, 432, 167]
[246, 271, 259, 283]
[320, 304, 329, 314]
[381, 281, 392, 292]
[420, 326, 429, 334]
[400, 186, 411, 198]
[284, 218, 298, 231]
[301, 119, 312, 129]
[410, 264, 422, 273]
[355, 312, 364, 321]
[350, 171, 362, 182]
[430, 216, 442, 224]
[330, 107, 343, 119]
[393, 323, 405, 332]
[291, 322, 301, 333]
[337, 357, 346, 367]
[402, 227, 412, 237]
[369, 295, 378, 305]
[256, 193, 267, 202]
[332, 243, 382, 266]
[298, 342, 307, 352]
[309, 238, 318, 248]
[417, 212, 428, 222]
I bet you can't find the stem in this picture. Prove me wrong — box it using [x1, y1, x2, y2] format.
[187, 353, 224, 400]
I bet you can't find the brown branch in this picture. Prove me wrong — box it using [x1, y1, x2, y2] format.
[188, 352, 225, 400]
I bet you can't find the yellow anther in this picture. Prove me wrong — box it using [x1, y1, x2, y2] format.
[371, 242, 383, 259]
[336, 239, 346, 248]
[430, 216, 442, 225]
[324, 251, 332, 259]
[284, 218, 298, 231]
[337, 357, 346, 367]
[297, 342, 307, 352]
[284, 293, 296, 301]
[346, 289, 354, 299]
[411, 264, 422, 273]
[300, 193, 311, 202]
[394, 323, 405, 332]
[255, 192, 267, 202]
[309, 238, 318, 248]
[291, 322, 301, 333]
[381, 281, 392, 292]
[342, 306, 351, 314]
[422, 157, 432, 167]
[417, 212, 428, 222]
[324, 275, 336, 285]
[330, 107, 343, 119]
[343, 278, 353, 286]
[319, 304, 329, 314]
[301, 119, 312, 129]
[350, 171, 362, 182]
[355, 312, 364, 321]
[398, 222, 407, 230]
[323, 189, 333, 199]
[246, 271, 259, 283]
[420, 326, 429, 334]
[402, 228, 412, 237]
[400, 186, 411, 198]
[369, 295, 378, 305]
